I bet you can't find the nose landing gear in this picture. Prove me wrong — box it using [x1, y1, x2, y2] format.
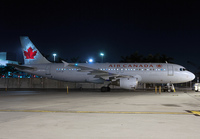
[163, 83, 175, 92]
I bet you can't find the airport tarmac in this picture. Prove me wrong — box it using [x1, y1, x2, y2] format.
[0, 90, 200, 139]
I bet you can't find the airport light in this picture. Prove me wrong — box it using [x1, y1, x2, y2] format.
[89, 58, 94, 63]
[100, 53, 104, 63]
[53, 53, 57, 63]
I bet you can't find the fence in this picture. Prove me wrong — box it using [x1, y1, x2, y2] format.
[0, 78, 194, 90]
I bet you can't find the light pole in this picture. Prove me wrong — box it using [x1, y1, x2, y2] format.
[53, 53, 57, 63]
[100, 53, 104, 63]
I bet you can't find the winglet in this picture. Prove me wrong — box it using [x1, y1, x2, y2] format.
[62, 60, 69, 67]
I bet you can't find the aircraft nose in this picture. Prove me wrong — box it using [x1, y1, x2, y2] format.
[188, 72, 195, 81]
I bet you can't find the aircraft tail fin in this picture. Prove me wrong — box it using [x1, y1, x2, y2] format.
[20, 36, 50, 64]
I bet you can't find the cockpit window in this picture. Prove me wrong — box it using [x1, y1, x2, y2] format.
[180, 68, 187, 71]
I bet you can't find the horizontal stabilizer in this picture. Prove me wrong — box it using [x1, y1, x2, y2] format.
[7, 64, 36, 70]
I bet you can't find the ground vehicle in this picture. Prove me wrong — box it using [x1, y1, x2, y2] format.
[194, 83, 200, 92]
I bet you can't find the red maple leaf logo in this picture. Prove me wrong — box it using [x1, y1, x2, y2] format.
[24, 47, 37, 59]
[156, 64, 162, 68]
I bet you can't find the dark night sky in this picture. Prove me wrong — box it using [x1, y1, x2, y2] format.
[1, 0, 200, 71]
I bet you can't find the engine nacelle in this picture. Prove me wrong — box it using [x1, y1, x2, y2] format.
[112, 77, 138, 90]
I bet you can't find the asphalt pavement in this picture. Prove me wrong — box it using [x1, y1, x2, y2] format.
[0, 90, 200, 139]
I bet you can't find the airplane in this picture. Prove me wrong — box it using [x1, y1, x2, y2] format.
[8, 36, 195, 92]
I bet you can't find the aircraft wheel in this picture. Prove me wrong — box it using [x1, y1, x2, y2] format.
[107, 87, 111, 92]
[101, 87, 111, 92]
[101, 87, 107, 92]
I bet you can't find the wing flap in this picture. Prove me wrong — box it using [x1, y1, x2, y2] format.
[62, 61, 132, 80]
[61, 61, 136, 81]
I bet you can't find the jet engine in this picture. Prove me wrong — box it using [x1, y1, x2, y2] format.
[112, 77, 138, 90]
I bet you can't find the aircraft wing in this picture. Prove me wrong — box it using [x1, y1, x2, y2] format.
[62, 61, 131, 80]
[7, 64, 36, 70]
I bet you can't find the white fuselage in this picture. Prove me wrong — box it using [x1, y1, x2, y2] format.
[22, 63, 195, 84]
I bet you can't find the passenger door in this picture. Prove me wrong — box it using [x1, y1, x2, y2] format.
[45, 65, 51, 75]
[167, 65, 173, 76]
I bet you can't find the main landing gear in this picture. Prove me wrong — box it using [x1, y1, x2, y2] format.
[101, 86, 111, 92]
[101, 81, 111, 92]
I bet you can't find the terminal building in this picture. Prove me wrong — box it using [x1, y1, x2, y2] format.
[0, 52, 18, 66]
